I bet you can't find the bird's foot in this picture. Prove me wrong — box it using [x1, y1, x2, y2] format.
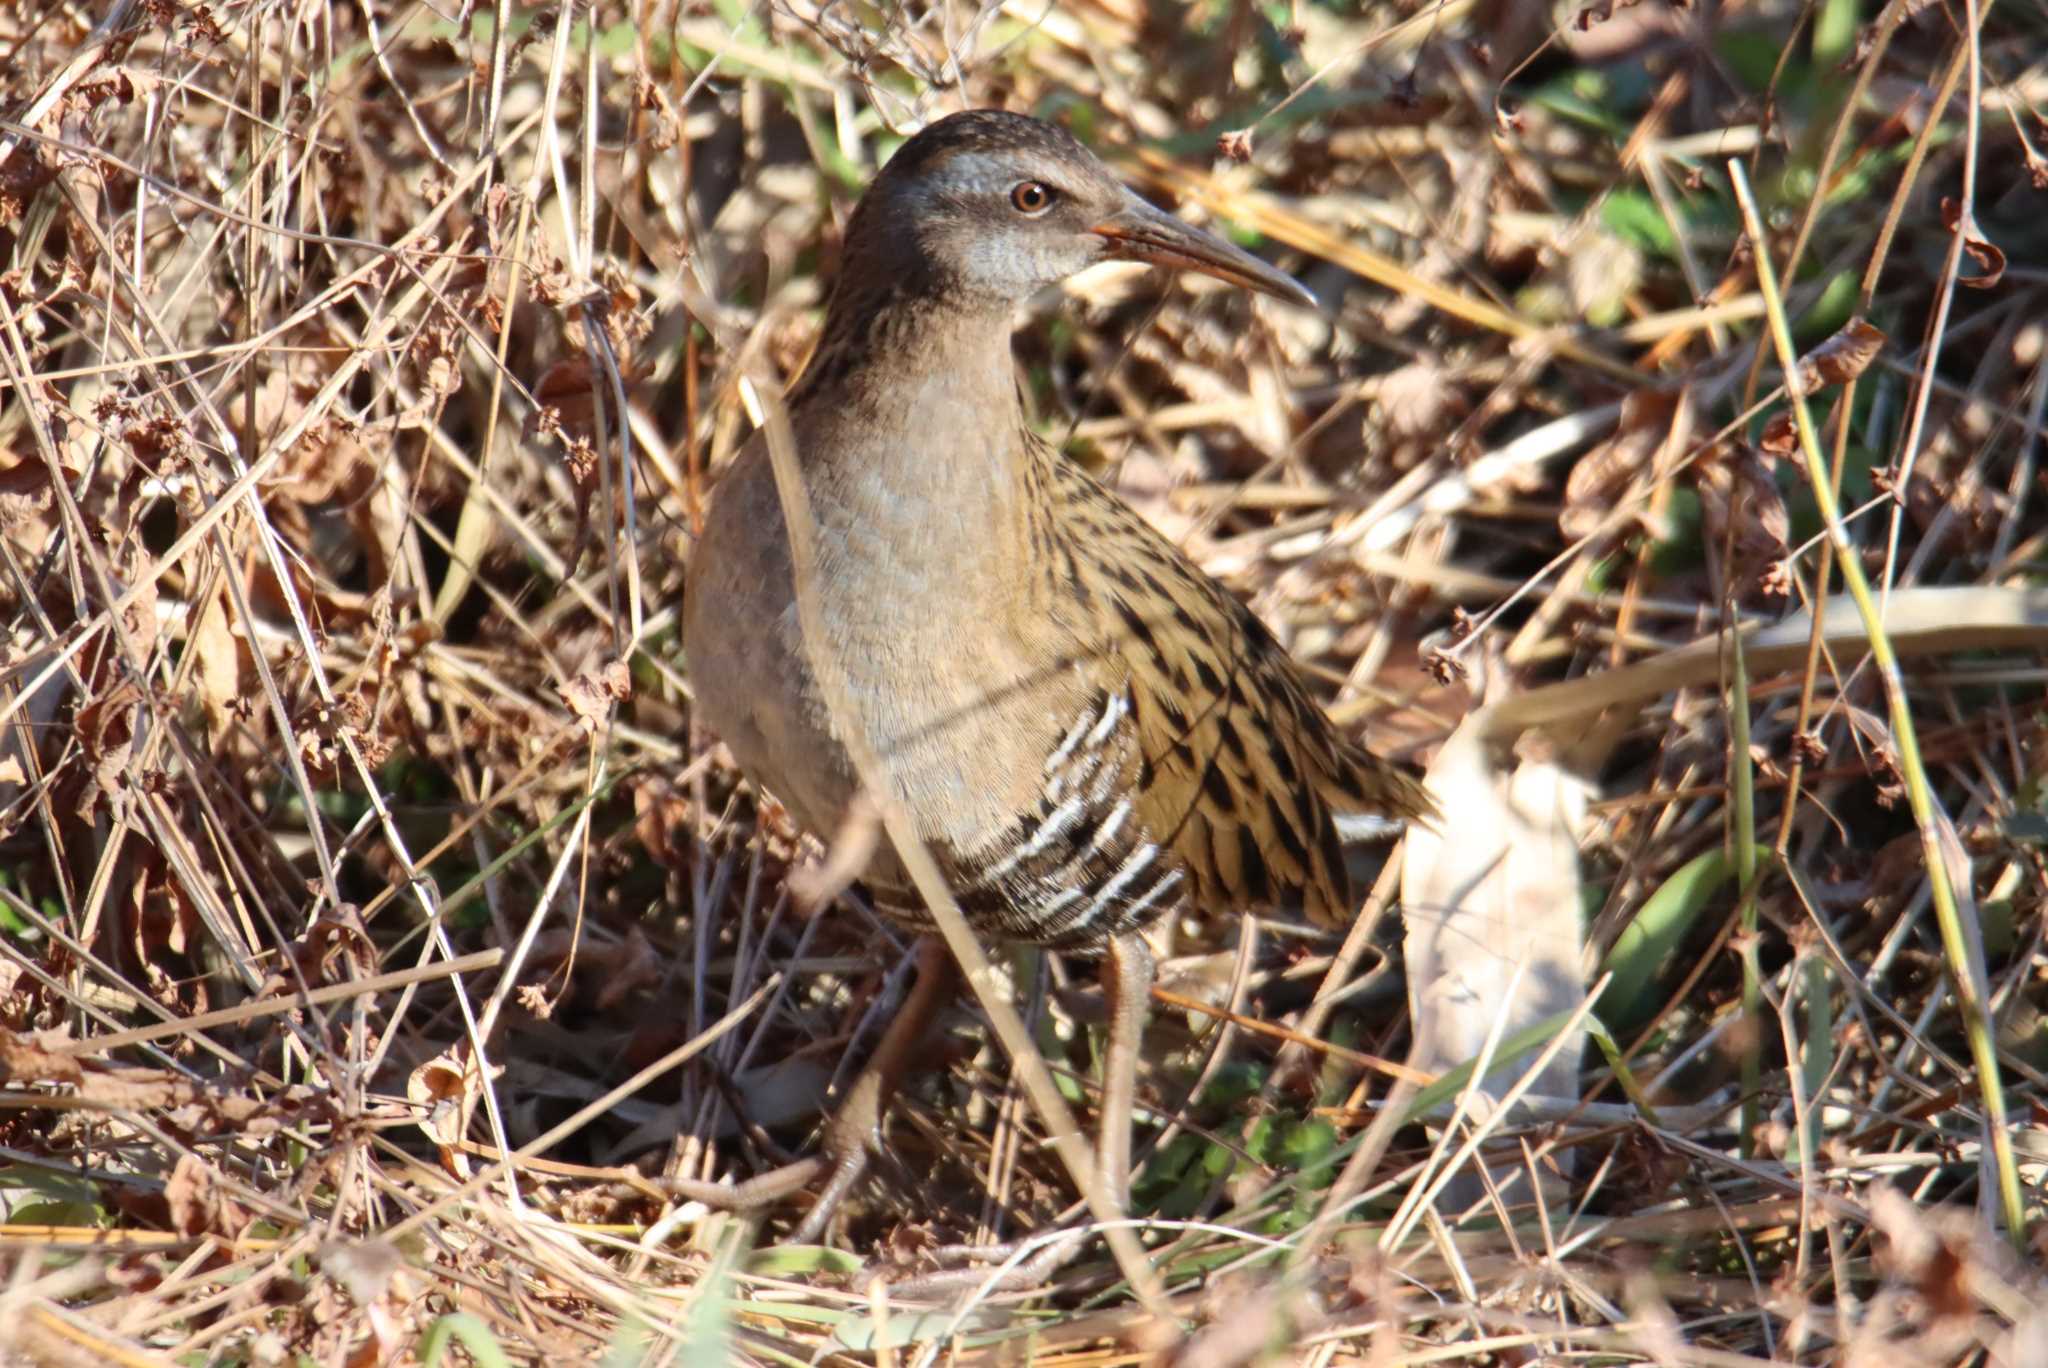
[656, 1092, 875, 1243]
[657, 1155, 830, 1217]
[882, 1227, 1097, 1302]
[656, 938, 955, 1243]
[659, 1122, 876, 1236]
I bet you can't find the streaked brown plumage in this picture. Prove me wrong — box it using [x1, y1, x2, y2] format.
[908, 433, 1431, 950]
[680, 109, 1431, 1242]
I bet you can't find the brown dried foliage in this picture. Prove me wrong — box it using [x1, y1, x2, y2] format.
[0, 0, 2039, 1361]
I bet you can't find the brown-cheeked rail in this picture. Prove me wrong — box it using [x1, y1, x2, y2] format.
[679, 109, 1433, 1250]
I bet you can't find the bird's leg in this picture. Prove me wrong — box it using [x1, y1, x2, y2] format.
[884, 931, 1157, 1302]
[1096, 931, 1155, 1213]
[661, 936, 956, 1241]
[794, 935, 957, 1240]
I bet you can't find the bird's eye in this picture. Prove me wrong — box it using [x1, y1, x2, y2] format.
[1009, 181, 1056, 215]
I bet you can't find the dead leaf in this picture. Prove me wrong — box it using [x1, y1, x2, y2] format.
[240, 342, 376, 508]
[0, 1027, 321, 1132]
[1694, 443, 1791, 599]
[0, 144, 57, 222]
[73, 679, 144, 822]
[594, 924, 662, 1012]
[166, 1153, 247, 1238]
[1372, 360, 1462, 442]
[294, 690, 390, 778]
[407, 1046, 502, 1179]
[559, 659, 630, 732]
[533, 267, 654, 449]
[1564, 224, 1643, 327]
[1759, 410, 1798, 456]
[280, 905, 378, 991]
[1940, 198, 2005, 290]
[632, 775, 691, 866]
[1870, 1187, 1983, 1325]
[1795, 316, 1885, 393]
[0, 452, 58, 559]
[1560, 389, 1680, 540]
[318, 1238, 404, 1308]
[0, 1027, 85, 1085]
[1402, 650, 1591, 1210]
[190, 584, 242, 743]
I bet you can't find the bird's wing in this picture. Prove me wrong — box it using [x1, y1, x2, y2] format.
[1034, 446, 1432, 927]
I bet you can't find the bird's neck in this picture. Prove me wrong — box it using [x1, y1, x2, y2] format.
[791, 283, 1034, 527]
[798, 270, 1018, 415]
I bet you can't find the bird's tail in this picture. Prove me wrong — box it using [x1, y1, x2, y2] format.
[1325, 738, 1437, 836]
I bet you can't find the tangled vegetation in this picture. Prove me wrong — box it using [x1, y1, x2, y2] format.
[0, 0, 2042, 1361]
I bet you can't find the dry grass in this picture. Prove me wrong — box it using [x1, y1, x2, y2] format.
[0, 0, 2044, 1362]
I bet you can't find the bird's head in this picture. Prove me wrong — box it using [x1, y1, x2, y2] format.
[843, 110, 1315, 312]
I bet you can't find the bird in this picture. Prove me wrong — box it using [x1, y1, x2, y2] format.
[678, 108, 1433, 1242]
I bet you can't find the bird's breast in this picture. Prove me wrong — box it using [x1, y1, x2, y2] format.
[689, 424, 1108, 882]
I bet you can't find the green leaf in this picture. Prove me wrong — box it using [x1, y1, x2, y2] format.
[1400, 1010, 1598, 1124]
[830, 1304, 1010, 1351]
[1796, 268, 1860, 341]
[745, 1243, 863, 1278]
[1245, 1113, 1281, 1165]
[1276, 1117, 1337, 1170]
[1601, 189, 1677, 256]
[0, 1167, 103, 1228]
[1597, 849, 1731, 1034]
[677, 1224, 746, 1368]
[420, 1313, 513, 1368]
[1647, 487, 1705, 579]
